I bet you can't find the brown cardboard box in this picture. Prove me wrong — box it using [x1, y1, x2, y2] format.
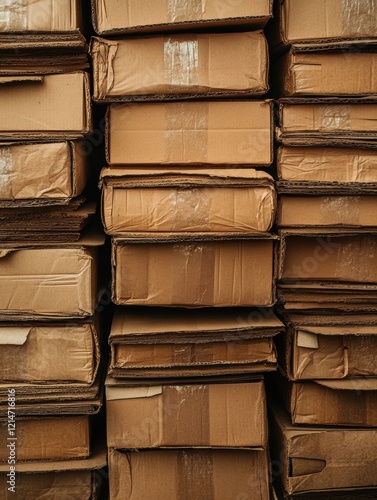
[282, 314, 377, 380]
[106, 379, 268, 449]
[0, 73, 92, 140]
[281, 377, 377, 427]
[108, 307, 282, 378]
[276, 98, 377, 146]
[274, 481, 377, 500]
[91, 31, 268, 101]
[278, 196, 377, 228]
[106, 100, 273, 166]
[0, 142, 88, 205]
[108, 447, 270, 500]
[92, 0, 273, 35]
[277, 0, 377, 49]
[0, 233, 104, 319]
[269, 401, 377, 495]
[100, 168, 276, 235]
[279, 229, 377, 284]
[0, 442, 106, 500]
[277, 146, 377, 192]
[278, 51, 377, 96]
[112, 234, 277, 307]
[0, 319, 100, 384]
[0, 416, 90, 461]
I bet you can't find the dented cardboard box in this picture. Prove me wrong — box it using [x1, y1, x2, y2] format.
[276, 98, 377, 146]
[0, 319, 100, 385]
[91, 31, 268, 101]
[106, 379, 268, 449]
[0, 233, 104, 320]
[108, 307, 282, 378]
[0, 442, 106, 500]
[278, 195, 377, 228]
[277, 51, 377, 96]
[92, 0, 273, 35]
[0, 415, 90, 461]
[100, 168, 276, 235]
[269, 401, 377, 495]
[112, 234, 277, 307]
[0, 73, 92, 140]
[0, 142, 88, 205]
[106, 100, 273, 166]
[109, 447, 270, 500]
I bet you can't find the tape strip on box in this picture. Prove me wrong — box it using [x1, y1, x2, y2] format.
[164, 36, 199, 91]
[0, 148, 12, 200]
[342, 0, 376, 36]
[0, 0, 27, 31]
[321, 105, 351, 131]
[177, 449, 214, 500]
[167, 0, 205, 23]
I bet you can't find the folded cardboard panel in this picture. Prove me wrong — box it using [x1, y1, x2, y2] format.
[91, 31, 268, 101]
[275, 481, 377, 500]
[0, 142, 88, 204]
[106, 379, 267, 449]
[92, 0, 273, 35]
[278, 196, 377, 228]
[277, 146, 377, 186]
[0, 319, 100, 384]
[100, 168, 276, 234]
[0, 416, 90, 461]
[109, 307, 281, 377]
[0, 72, 91, 140]
[277, 99, 377, 144]
[109, 447, 270, 500]
[278, 51, 377, 96]
[0, 243, 98, 319]
[112, 235, 276, 307]
[0, 0, 82, 32]
[285, 378, 377, 427]
[106, 100, 273, 166]
[279, 229, 377, 283]
[269, 401, 377, 495]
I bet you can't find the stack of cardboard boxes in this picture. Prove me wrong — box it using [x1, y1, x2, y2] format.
[90, 0, 289, 498]
[269, 1, 377, 498]
[0, 2, 106, 498]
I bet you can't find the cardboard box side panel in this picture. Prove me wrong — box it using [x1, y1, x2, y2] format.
[71, 141, 90, 198]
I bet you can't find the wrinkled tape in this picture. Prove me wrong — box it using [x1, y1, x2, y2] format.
[320, 105, 350, 131]
[341, 0, 377, 36]
[164, 36, 199, 91]
[0, 0, 27, 31]
[335, 235, 377, 280]
[0, 148, 12, 199]
[177, 450, 214, 500]
[320, 196, 361, 226]
[169, 188, 210, 231]
[167, 0, 205, 23]
[165, 102, 208, 163]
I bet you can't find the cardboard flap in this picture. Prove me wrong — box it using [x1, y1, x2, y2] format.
[0, 76, 44, 84]
[0, 327, 31, 345]
[106, 385, 162, 401]
[316, 379, 377, 391]
[299, 325, 377, 337]
[0, 250, 14, 258]
[290, 457, 326, 477]
[297, 330, 319, 349]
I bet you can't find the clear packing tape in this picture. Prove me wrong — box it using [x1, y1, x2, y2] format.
[0, 0, 27, 31]
[342, 0, 377, 36]
[168, 0, 206, 23]
[164, 36, 199, 91]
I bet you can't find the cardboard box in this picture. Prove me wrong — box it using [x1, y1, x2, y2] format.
[269, 401, 377, 495]
[109, 307, 282, 378]
[278, 0, 377, 49]
[278, 195, 377, 228]
[108, 447, 270, 500]
[277, 146, 377, 192]
[0, 442, 106, 500]
[278, 51, 377, 96]
[0, 319, 100, 384]
[274, 481, 377, 500]
[281, 377, 377, 427]
[281, 313, 377, 380]
[276, 98, 377, 146]
[0, 233, 104, 319]
[106, 100, 273, 166]
[279, 229, 377, 284]
[0, 73, 92, 140]
[106, 379, 267, 449]
[0, 416, 90, 461]
[92, 0, 273, 35]
[0, 142, 88, 205]
[91, 31, 268, 101]
[100, 168, 276, 235]
[112, 234, 277, 307]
